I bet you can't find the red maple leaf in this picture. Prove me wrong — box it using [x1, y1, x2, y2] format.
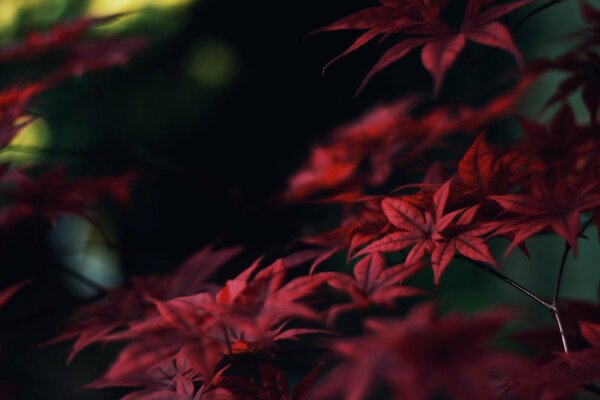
[199, 259, 325, 336]
[89, 257, 328, 384]
[357, 180, 459, 260]
[0, 14, 128, 64]
[286, 73, 534, 202]
[431, 205, 498, 283]
[50, 245, 240, 363]
[358, 180, 499, 282]
[455, 133, 511, 202]
[540, 3, 600, 123]
[50, 37, 148, 82]
[0, 166, 136, 227]
[490, 174, 600, 255]
[0, 83, 46, 150]
[90, 351, 204, 400]
[0, 280, 31, 308]
[514, 321, 600, 400]
[310, 302, 529, 400]
[516, 104, 599, 176]
[545, 52, 600, 123]
[297, 199, 389, 272]
[316, 0, 531, 95]
[286, 98, 417, 201]
[213, 362, 324, 400]
[581, 1, 600, 48]
[319, 252, 425, 323]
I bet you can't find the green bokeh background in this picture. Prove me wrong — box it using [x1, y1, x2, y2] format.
[0, 0, 599, 398]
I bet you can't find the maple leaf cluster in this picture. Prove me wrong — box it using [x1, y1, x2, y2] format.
[314, 0, 530, 95]
[0, 12, 147, 398]
[2, 2, 600, 400]
[0, 14, 144, 232]
[0, 14, 144, 336]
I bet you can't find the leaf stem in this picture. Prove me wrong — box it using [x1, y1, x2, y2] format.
[550, 218, 593, 353]
[552, 241, 571, 306]
[550, 308, 570, 352]
[469, 0, 566, 65]
[513, 0, 565, 32]
[465, 219, 600, 396]
[467, 257, 574, 353]
[548, 240, 572, 353]
[462, 257, 551, 309]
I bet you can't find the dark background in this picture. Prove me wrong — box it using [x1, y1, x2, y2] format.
[0, 2, 399, 398]
[0, 0, 595, 398]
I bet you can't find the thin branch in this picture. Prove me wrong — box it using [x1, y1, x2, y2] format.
[84, 212, 125, 253]
[552, 241, 571, 306]
[549, 241, 571, 353]
[553, 217, 594, 304]
[551, 309, 570, 353]
[470, 0, 566, 66]
[462, 257, 552, 309]
[513, 0, 564, 32]
[550, 218, 593, 352]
